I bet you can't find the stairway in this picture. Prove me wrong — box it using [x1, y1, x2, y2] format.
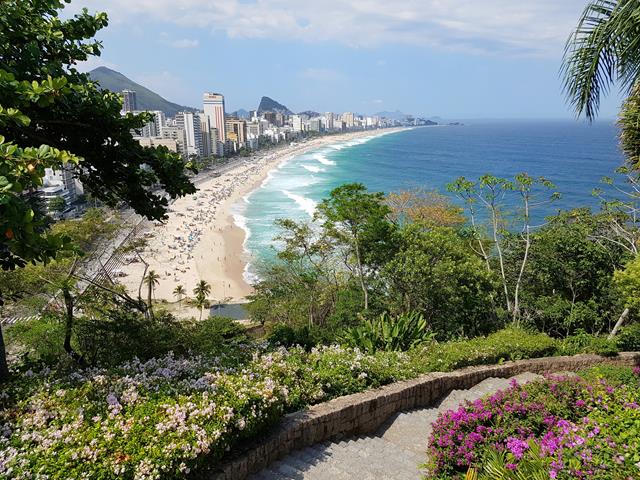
[248, 372, 543, 480]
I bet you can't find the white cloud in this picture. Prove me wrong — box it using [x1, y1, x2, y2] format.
[168, 38, 199, 48]
[71, 0, 589, 56]
[371, 99, 383, 104]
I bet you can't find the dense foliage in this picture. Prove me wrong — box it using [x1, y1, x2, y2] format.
[341, 312, 433, 353]
[249, 178, 638, 346]
[502, 209, 631, 336]
[427, 366, 640, 479]
[0, 0, 196, 380]
[4, 321, 621, 479]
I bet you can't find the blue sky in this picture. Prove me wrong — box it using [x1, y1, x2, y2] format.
[72, 0, 623, 119]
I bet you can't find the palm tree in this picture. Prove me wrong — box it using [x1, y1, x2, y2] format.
[193, 280, 211, 320]
[563, 0, 640, 123]
[143, 270, 160, 319]
[173, 285, 186, 310]
[194, 292, 208, 321]
[564, 1, 640, 338]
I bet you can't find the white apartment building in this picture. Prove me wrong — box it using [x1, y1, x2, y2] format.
[176, 112, 203, 157]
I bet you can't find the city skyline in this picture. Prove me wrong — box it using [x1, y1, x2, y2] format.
[70, 0, 625, 120]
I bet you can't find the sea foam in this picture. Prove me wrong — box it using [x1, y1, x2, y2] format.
[282, 190, 317, 217]
[303, 164, 324, 173]
[312, 153, 336, 166]
[232, 212, 251, 243]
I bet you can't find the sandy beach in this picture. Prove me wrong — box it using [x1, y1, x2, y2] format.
[117, 128, 408, 306]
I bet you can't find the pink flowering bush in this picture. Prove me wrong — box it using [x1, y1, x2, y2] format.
[426, 367, 640, 479]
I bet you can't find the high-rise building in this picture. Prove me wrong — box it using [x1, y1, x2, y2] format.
[43, 166, 77, 203]
[342, 112, 355, 128]
[225, 119, 247, 147]
[176, 112, 203, 157]
[135, 137, 179, 154]
[41, 165, 79, 217]
[309, 119, 323, 132]
[122, 90, 137, 112]
[291, 115, 304, 132]
[324, 112, 335, 130]
[203, 93, 226, 144]
[262, 112, 277, 126]
[130, 110, 165, 137]
[246, 121, 263, 139]
[160, 126, 188, 158]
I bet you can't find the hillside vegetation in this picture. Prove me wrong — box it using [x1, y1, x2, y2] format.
[89, 66, 196, 116]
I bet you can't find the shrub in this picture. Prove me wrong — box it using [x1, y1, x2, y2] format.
[577, 364, 640, 386]
[182, 316, 250, 355]
[266, 323, 316, 350]
[616, 321, 640, 351]
[415, 327, 557, 371]
[75, 309, 184, 365]
[5, 314, 66, 364]
[427, 373, 640, 479]
[558, 331, 619, 357]
[340, 312, 435, 353]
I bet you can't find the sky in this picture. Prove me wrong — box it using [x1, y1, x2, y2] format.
[70, 0, 624, 119]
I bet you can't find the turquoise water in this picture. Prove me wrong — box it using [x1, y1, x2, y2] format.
[234, 120, 624, 279]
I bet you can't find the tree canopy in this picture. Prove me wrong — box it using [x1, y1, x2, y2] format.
[0, 0, 196, 270]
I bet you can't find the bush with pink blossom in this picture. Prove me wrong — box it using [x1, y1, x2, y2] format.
[426, 367, 640, 479]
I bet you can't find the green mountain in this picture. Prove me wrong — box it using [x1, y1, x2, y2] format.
[257, 96, 292, 115]
[88, 66, 196, 117]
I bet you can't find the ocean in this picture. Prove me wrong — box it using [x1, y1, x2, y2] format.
[234, 120, 624, 279]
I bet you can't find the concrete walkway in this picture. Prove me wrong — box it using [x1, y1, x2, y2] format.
[249, 372, 543, 480]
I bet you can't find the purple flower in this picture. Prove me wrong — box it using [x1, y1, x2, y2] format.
[506, 437, 529, 460]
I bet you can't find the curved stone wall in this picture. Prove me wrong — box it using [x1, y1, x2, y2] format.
[208, 352, 640, 480]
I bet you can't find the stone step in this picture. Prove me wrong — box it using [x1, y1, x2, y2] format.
[249, 373, 544, 480]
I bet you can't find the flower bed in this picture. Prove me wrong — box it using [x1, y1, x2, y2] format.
[426, 366, 640, 479]
[0, 328, 630, 479]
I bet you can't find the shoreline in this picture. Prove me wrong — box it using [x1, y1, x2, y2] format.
[118, 127, 411, 309]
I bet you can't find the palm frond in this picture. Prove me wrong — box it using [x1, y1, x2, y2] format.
[562, 0, 640, 120]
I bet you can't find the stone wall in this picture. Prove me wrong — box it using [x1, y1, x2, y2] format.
[208, 352, 640, 479]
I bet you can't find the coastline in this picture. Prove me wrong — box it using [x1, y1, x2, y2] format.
[118, 127, 410, 309]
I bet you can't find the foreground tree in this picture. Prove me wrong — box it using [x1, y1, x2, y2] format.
[316, 183, 396, 310]
[381, 226, 497, 339]
[0, 0, 196, 381]
[448, 174, 558, 322]
[385, 188, 465, 227]
[503, 209, 629, 336]
[609, 255, 640, 338]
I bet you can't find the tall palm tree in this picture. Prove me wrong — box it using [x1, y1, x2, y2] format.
[563, 0, 640, 123]
[193, 280, 211, 320]
[144, 270, 160, 319]
[173, 285, 186, 310]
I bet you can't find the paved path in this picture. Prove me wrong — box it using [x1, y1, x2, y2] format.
[249, 372, 543, 480]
